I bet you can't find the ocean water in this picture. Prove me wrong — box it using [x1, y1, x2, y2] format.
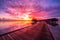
[48, 18, 60, 40]
[0, 20, 32, 35]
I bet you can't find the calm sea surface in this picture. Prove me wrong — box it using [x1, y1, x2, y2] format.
[0, 20, 32, 35]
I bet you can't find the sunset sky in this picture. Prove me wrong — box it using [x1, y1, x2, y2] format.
[0, 0, 60, 20]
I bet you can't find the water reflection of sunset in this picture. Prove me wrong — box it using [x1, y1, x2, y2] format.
[0, 21, 32, 25]
[0, 20, 32, 35]
[0, 20, 32, 30]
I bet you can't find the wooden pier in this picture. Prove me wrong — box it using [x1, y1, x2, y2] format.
[0, 21, 54, 40]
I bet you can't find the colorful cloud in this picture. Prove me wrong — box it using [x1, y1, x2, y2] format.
[0, 0, 60, 19]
